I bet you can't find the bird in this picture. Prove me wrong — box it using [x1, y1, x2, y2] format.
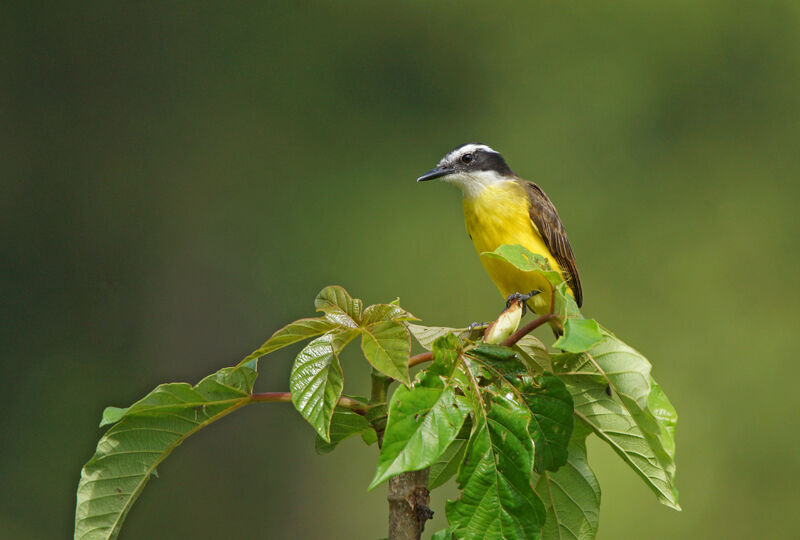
[417, 143, 582, 316]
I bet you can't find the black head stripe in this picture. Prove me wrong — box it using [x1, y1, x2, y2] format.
[473, 150, 513, 175]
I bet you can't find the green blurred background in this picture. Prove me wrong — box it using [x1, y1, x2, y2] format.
[3, 1, 799, 538]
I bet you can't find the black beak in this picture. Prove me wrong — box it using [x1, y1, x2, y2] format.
[417, 166, 455, 182]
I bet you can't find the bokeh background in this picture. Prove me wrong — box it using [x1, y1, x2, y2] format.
[3, 1, 799, 539]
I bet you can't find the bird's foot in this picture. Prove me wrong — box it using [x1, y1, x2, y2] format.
[505, 290, 541, 316]
[465, 322, 489, 339]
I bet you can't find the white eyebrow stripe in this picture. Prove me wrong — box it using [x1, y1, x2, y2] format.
[458, 143, 497, 155]
[441, 143, 499, 165]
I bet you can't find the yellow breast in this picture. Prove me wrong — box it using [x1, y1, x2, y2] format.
[462, 181, 564, 314]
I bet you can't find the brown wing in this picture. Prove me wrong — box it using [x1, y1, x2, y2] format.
[520, 179, 583, 307]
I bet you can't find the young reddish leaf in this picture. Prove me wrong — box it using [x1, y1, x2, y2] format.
[361, 303, 419, 325]
[314, 285, 362, 327]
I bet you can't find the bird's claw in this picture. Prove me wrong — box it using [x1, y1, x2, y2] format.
[467, 322, 489, 332]
[505, 290, 541, 316]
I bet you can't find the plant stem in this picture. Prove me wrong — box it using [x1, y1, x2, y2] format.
[369, 368, 392, 445]
[337, 396, 369, 414]
[368, 369, 434, 539]
[388, 469, 434, 540]
[370, 369, 392, 405]
[408, 351, 433, 368]
[250, 391, 292, 403]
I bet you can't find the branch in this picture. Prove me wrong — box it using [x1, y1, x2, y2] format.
[387, 469, 434, 540]
[408, 351, 433, 368]
[250, 391, 292, 403]
[406, 312, 559, 370]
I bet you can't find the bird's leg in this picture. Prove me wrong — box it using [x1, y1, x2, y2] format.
[505, 290, 541, 317]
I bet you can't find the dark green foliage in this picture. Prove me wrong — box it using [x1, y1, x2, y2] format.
[446, 394, 546, 539]
[75, 276, 679, 540]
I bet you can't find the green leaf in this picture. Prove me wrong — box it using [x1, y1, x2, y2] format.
[522, 374, 574, 473]
[554, 318, 603, 353]
[330, 327, 360, 352]
[551, 282, 583, 321]
[314, 285, 362, 328]
[467, 336, 551, 378]
[99, 407, 126, 427]
[481, 244, 557, 278]
[555, 334, 680, 510]
[556, 333, 652, 408]
[470, 343, 519, 363]
[361, 428, 378, 446]
[446, 393, 546, 540]
[314, 409, 375, 454]
[468, 345, 529, 379]
[481, 245, 582, 320]
[290, 334, 344, 441]
[571, 381, 679, 509]
[75, 362, 258, 540]
[241, 317, 336, 363]
[361, 320, 411, 385]
[468, 348, 574, 473]
[431, 530, 453, 540]
[533, 424, 600, 540]
[369, 336, 467, 489]
[361, 303, 419, 325]
[513, 335, 552, 373]
[649, 378, 677, 458]
[428, 434, 468, 490]
[423, 334, 462, 382]
[407, 324, 468, 350]
[369, 384, 468, 489]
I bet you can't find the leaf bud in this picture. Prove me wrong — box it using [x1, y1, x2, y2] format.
[483, 300, 523, 344]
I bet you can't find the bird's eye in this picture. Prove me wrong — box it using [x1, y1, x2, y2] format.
[461, 153, 474, 164]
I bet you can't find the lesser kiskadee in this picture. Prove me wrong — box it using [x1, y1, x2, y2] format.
[417, 143, 582, 315]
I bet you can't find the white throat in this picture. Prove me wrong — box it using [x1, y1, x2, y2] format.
[442, 170, 510, 199]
